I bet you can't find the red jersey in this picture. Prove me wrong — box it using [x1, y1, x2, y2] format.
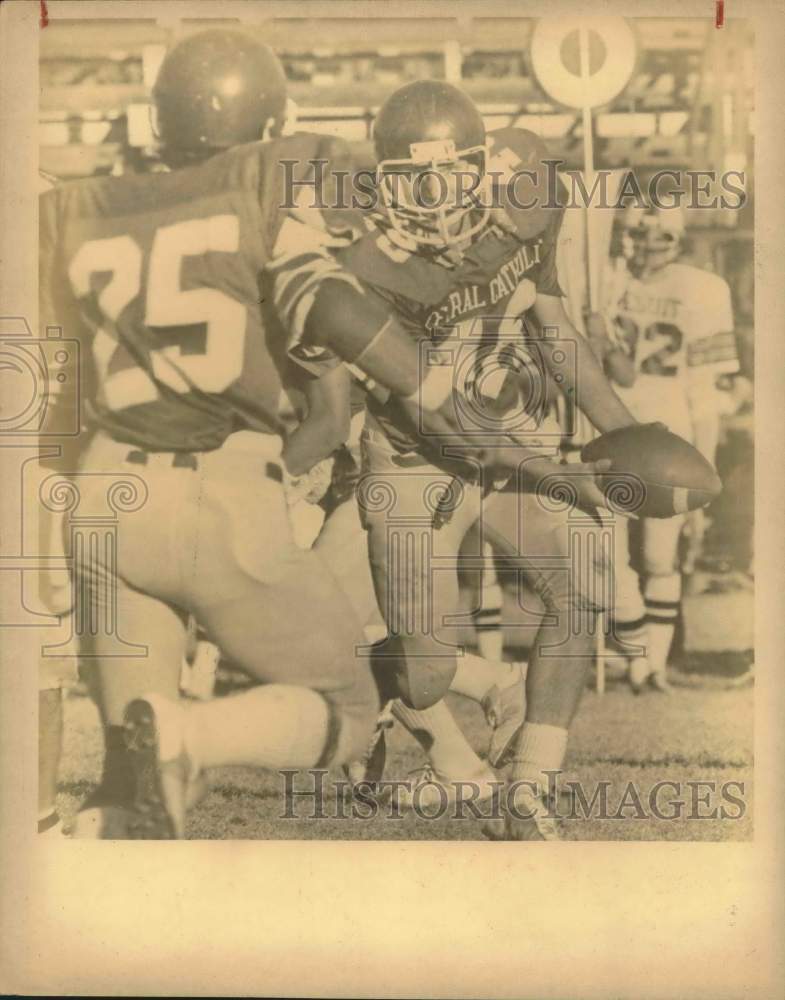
[331, 128, 565, 455]
[40, 133, 347, 452]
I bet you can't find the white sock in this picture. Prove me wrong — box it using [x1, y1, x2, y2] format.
[511, 722, 569, 797]
[644, 619, 675, 675]
[392, 700, 488, 778]
[475, 543, 504, 661]
[451, 652, 518, 703]
[186, 685, 333, 771]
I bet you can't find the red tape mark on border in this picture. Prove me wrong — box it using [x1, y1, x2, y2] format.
[40, 0, 49, 28]
[716, 0, 725, 27]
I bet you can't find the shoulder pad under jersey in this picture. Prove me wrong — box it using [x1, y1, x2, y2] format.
[336, 226, 453, 306]
[487, 127, 563, 240]
[268, 131, 360, 237]
[662, 261, 726, 294]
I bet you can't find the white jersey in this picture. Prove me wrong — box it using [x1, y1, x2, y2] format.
[603, 261, 738, 439]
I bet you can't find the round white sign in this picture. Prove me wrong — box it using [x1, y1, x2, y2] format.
[529, 17, 637, 109]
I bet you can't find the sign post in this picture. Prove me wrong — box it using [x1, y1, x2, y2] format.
[529, 18, 638, 692]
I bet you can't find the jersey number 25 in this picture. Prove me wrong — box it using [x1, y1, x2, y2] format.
[68, 214, 246, 411]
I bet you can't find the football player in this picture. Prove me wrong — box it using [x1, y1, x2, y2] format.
[266, 353, 524, 801]
[40, 31, 499, 839]
[270, 81, 642, 838]
[589, 205, 739, 692]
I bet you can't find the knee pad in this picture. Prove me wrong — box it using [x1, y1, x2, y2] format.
[369, 634, 456, 711]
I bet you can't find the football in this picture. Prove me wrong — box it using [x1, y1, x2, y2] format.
[581, 424, 722, 518]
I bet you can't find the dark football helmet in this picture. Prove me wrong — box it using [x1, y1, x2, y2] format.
[373, 81, 490, 249]
[152, 29, 288, 156]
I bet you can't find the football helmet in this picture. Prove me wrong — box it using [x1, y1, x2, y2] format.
[622, 205, 685, 276]
[373, 81, 490, 249]
[152, 29, 288, 157]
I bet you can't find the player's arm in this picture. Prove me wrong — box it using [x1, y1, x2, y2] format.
[518, 205, 637, 429]
[267, 219, 448, 402]
[532, 292, 638, 433]
[282, 363, 351, 477]
[603, 345, 637, 388]
[279, 267, 533, 479]
[282, 277, 425, 398]
[269, 219, 551, 465]
[584, 261, 637, 387]
[267, 218, 416, 396]
[585, 311, 637, 388]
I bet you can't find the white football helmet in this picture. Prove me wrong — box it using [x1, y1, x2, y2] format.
[622, 205, 685, 276]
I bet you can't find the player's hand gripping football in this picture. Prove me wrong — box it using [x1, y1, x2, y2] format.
[519, 454, 619, 516]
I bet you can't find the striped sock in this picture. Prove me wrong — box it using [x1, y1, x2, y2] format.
[644, 600, 680, 674]
[608, 614, 647, 657]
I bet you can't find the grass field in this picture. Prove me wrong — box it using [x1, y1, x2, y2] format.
[56, 668, 753, 841]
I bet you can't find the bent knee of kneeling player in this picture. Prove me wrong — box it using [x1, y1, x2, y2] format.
[370, 635, 456, 711]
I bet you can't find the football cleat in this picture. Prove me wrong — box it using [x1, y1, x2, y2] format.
[37, 811, 64, 837]
[343, 702, 394, 796]
[122, 695, 200, 839]
[628, 656, 652, 695]
[482, 788, 560, 841]
[395, 765, 498, 812]
[482, 663, 526, 768]
[649, 670, 672, 695]
[71, 804, 134, 840]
